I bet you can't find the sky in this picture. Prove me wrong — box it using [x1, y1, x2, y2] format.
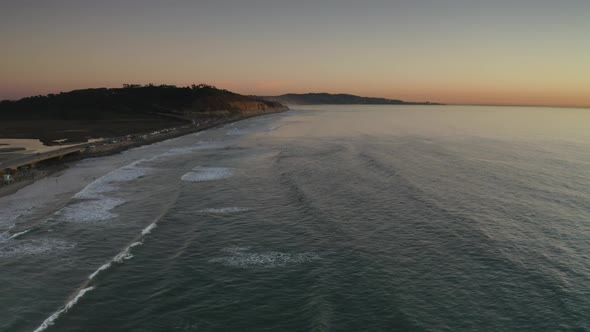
[1, 0, 589, 107]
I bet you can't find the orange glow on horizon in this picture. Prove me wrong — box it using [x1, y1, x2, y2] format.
[1, 80, 589, 109]
[2, 2, 589, 108]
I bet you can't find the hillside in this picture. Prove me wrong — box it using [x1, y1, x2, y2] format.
[259, 93, 440, 106]
[1, 84, 287, 120]
[0, 84, 288, 142]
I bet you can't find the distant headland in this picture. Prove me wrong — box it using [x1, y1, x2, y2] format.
[258, 93, 441, 106]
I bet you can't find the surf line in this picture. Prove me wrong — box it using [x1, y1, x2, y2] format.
[2, 196, 74, 242]
[32, 188, 180, 332]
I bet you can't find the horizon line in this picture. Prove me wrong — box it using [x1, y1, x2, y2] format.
[1, 85, 588, 110]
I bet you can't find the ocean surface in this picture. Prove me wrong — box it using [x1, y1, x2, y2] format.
[1, 105, 590, 331]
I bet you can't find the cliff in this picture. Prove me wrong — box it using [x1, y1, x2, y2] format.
[0, 84, 287, 120]
[0, 84, 288, 142]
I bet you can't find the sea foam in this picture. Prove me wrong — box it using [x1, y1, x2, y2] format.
[33, 286, 95, 332]
[181, 167, 233, 182]
[210, 247, 320, 268]
[199, 207, 251, 214]
[74, 167, 151, 200]
[0, 238, 76, 257]
[57, 198, 126, 223]
[60, 164, 152, 222]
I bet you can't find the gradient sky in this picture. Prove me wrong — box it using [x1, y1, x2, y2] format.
[1, 0, 589, 107]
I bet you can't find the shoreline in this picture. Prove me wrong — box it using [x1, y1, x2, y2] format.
[0, 108, 288, 199]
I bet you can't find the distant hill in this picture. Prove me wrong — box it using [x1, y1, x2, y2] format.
[0, 84, 287, 121]
[259, 93, 440, 106]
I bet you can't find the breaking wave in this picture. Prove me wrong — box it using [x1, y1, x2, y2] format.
[33, 286, 95, 332]
[57, 198, 126, 222]
[74, 166, 151, 200]
[34, 190, 176, 331]
[0, 238, 76, 258]
[210, 247, 320, 268]
[199, 207, 251, 214]
[181, 167, 234, 182]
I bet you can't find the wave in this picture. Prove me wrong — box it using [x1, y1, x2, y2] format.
[0, 207, 33, 231]
[2, 140, 224, 238]
[210, 247, 320, 268]
[32, 286, 95, 332]
[0, 238, 76, 257]
[57, 198, 126, 223]
[87, 262, 112, 281]
[74, 166, 151, 200]
[86, 228, 152, 283]
[0, 227, 29, 243]
[163, 142, 226, 157]
[113, 241, 143, 263]
[32, 184, 180, 331]
[86, 216, 161, 283]
[226, 128, 250, 136]
[52, 163, 153, 224]
[129, 141, 226, 165]
[141, 222, 158, 235]
[198, 207, 251, 214]
[226, 125, 279, 136]
[181, 167, 233, 182]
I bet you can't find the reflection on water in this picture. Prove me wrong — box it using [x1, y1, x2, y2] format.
[2, 106, 590, 331]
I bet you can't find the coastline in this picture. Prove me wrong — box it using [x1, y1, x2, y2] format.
[0, 107, 288, 199]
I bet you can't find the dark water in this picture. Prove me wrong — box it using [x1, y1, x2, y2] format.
[1, 106, 590, 331]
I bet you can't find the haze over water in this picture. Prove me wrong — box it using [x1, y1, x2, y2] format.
[1, 105, 590, 331]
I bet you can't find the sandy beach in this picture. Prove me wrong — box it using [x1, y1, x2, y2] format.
[0, 110, 286, 199]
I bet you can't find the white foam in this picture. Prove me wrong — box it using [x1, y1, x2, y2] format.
[0, 238, 76, 257]
[221, 246, 251, 254]
[165, 142, 225, 155]
[0, 208, 30, 229]
[61, 163, 149, 222]
[181, 167, 233, 182]
[87, 240, 144, 282]
[141, 222, 158, 235]
[210, 247, 320, 268]
[88, 262, 111, 280]
[9, 229, 31, 239]
[226, 128, 249, 136]
[74, 167, 150, 199]
[199, 207, 251, 214]
[58, 198, 125, 222]
[123, 142, 225, 169]
[227, 126, 278, 136]
[103, 166, 150, 182]
[84, 198, 172, 281]
[113, 241, 143, 262]
[0, 198, 47, 231]
[33, 286, 95, 332]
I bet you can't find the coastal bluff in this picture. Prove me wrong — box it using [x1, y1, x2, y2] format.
[0, 84, 288, 142]
[0, 84, 288, 191]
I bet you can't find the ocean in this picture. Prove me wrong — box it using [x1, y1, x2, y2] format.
[1, 105, 589, 331]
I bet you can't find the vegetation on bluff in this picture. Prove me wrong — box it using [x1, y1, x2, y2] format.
[0, 84, 286, 121]
[0, 84, 287, 141]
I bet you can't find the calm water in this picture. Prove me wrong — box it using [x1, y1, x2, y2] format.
[1, 105, 590, 331]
